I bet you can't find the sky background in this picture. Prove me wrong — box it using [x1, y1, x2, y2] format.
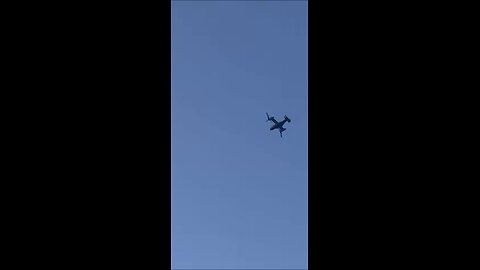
[171, 1, 308, 269]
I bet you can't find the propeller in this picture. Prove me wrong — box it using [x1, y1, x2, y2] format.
[266, 112, 270, 122]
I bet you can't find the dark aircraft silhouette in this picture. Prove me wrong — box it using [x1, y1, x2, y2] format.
[266, 112, 291, 138]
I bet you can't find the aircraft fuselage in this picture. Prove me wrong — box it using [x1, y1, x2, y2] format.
[270, 120, 287, 130]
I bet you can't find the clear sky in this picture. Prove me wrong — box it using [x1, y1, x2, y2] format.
[171, 1, 308, 269]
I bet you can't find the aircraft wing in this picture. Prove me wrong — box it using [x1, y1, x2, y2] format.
[270, 117, 278, 124]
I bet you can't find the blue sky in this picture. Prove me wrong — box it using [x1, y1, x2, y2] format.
[171, 1, 308, 268]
